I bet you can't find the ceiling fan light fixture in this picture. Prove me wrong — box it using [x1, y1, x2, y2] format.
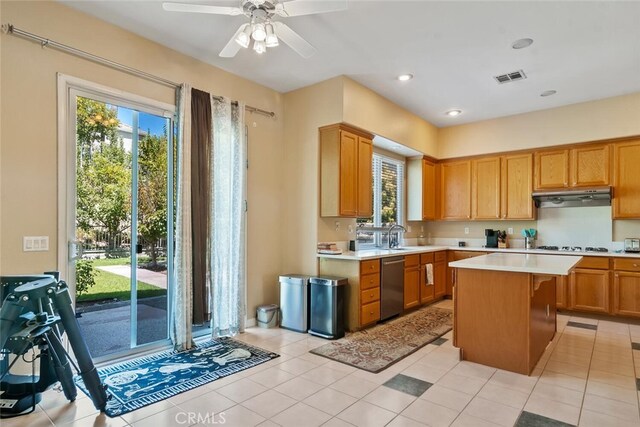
[253, 40, 267, 54]
[235, 24, 252, 48]
[265, 23, 279, 47]
[252, 23, 267, 41]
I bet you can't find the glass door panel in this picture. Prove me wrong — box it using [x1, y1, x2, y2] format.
[73, 95, 172, 360]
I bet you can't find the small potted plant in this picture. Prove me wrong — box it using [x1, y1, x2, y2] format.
[498, 230, 508, 248]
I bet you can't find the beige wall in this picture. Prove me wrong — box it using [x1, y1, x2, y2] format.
[438, 93, 640, 159]
[282, 77, 344, 274]
[0, 1, 284, 317]
[342, 77, 438, 157]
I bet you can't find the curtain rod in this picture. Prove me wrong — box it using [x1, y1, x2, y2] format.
[2, 23, 276, 118]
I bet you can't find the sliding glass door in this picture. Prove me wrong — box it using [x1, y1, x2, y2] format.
[70, 90, 174, 360]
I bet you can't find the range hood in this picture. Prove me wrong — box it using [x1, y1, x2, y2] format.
[532, 186, 612, 208]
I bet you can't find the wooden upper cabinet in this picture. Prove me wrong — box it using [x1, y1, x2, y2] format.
[407, 158, 436, 221]
[357, 137, 373, 217]
[502, 153, 534, 220]
[338, 131, 358, 216]
[320, 124, 373, 218]
[570, 144, 610, 187]
[440, 160, 471, 220]
[535, 144, 610, 191]
[472, 157, 501, 220]
[535, 149, 569, 190]
[613, 139, 640, 219]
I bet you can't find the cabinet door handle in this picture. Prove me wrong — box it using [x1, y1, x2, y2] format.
[634, 264, 638, 268]
[546, 304, 550, 318]
[370, 293, 374, 298]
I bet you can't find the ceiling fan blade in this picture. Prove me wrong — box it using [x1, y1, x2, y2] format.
[272, 21, 316, 58]
[275, 0, 347, 17]
[219, 24, 248, 58]
[162, 2, 243, 15]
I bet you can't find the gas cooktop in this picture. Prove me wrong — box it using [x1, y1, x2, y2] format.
[536, 246, 609, 253]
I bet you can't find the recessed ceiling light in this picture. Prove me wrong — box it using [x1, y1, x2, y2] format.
[397, 74, 413, 81]
[512, 38, 534, 49]
[446, 109, 462, 117]
[540, 90, 557, 97]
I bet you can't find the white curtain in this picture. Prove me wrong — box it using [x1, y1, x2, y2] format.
[209, 96, 247, 337]
[171, 84, 194, 350]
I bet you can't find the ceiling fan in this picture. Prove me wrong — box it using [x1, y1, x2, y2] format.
[162, 0, 348, 58]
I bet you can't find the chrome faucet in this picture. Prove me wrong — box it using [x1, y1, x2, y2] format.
[387, 224, 407, 249]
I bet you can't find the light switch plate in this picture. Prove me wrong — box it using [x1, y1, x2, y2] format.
[508, 227, 514, 235]
[464, 227, 470, 235]
[23, 236, 49, 252]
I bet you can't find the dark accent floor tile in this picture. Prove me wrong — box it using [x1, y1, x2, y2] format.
[383, 374, 432, 397]
[431, 337, 448, 346]
[566, 321, 597, 330]
[632, 342, 640, 351]
[636, 378, 640, 391]
[516, 411, 575, 427]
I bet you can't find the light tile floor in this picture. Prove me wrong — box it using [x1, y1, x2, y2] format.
[5, 300, 640, 427]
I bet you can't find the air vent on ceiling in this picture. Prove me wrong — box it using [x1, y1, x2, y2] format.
[494, 69, 527, 84]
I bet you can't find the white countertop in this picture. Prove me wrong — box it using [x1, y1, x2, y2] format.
[316, 245, 640, 261]
[449, 253, 582, 275]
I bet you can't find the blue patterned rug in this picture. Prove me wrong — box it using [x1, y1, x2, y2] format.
[74, 338, 278, 417]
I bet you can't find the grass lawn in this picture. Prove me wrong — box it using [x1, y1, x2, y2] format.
[77, 269, 166, 302]
[91, 257, 131, 267]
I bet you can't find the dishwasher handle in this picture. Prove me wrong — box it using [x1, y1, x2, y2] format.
[382, 259, 405, 266]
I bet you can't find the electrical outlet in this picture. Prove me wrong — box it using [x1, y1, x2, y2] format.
[23, 236, 49, 252]
[464, 227, 469, 235]
[407, 226, 412, 232]
[420, 225, 424, 233]
[348, 224, 353, 234]
[508, 227, 514, 235]
[335, 221, 340, 231]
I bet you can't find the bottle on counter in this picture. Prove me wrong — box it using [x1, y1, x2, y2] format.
[418, 234, 427, 246]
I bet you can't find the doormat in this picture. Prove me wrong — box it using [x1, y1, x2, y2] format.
[310, 306, 452, 373]
[74, 338, 278, 417]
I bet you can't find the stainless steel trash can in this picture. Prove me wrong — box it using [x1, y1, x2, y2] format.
[256, 304, 279, 328]
[309, 276, 348, 339]
[279, 274, 311, 332]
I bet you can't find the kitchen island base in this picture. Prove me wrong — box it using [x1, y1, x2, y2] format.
[454, 269, 557, 375]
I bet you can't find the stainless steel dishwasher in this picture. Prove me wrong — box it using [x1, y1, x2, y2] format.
[381, 256, 405, 320]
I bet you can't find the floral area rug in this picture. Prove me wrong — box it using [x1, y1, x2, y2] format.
[310, 306, 453, 373]
[75, 338, 278, 417]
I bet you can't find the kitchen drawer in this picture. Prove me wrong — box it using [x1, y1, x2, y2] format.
[405, 254, 420, 267]
[361, 272, 380, 290]
[451, 251, 487, 261]
[614, 258, 640, 272]
[361, 301, 380, 326]
[576, 256, 610, 270]
[361, 259, 380, 275]
[361, 287, 380, 305]
[435, 251, 447, 262]
[420, 253, 435, 264]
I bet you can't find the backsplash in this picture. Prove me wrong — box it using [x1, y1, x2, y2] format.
[536, 206, 612, 248]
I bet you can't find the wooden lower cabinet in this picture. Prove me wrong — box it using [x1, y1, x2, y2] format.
[569, 268, 610, 313]
[361, 301, 380, 326]
[556, 275, 568, 309]
[447, 251, 488, 296]
[434, 259, 446, 298]
[404, 255, 420, 309]
[613, 271, 640, 317]
[419, 253, 435, 304]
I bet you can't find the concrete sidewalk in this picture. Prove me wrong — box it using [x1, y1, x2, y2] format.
[96, 265, 167, 288]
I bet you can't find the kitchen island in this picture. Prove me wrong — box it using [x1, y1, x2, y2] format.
[449, 253, 581, 375]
